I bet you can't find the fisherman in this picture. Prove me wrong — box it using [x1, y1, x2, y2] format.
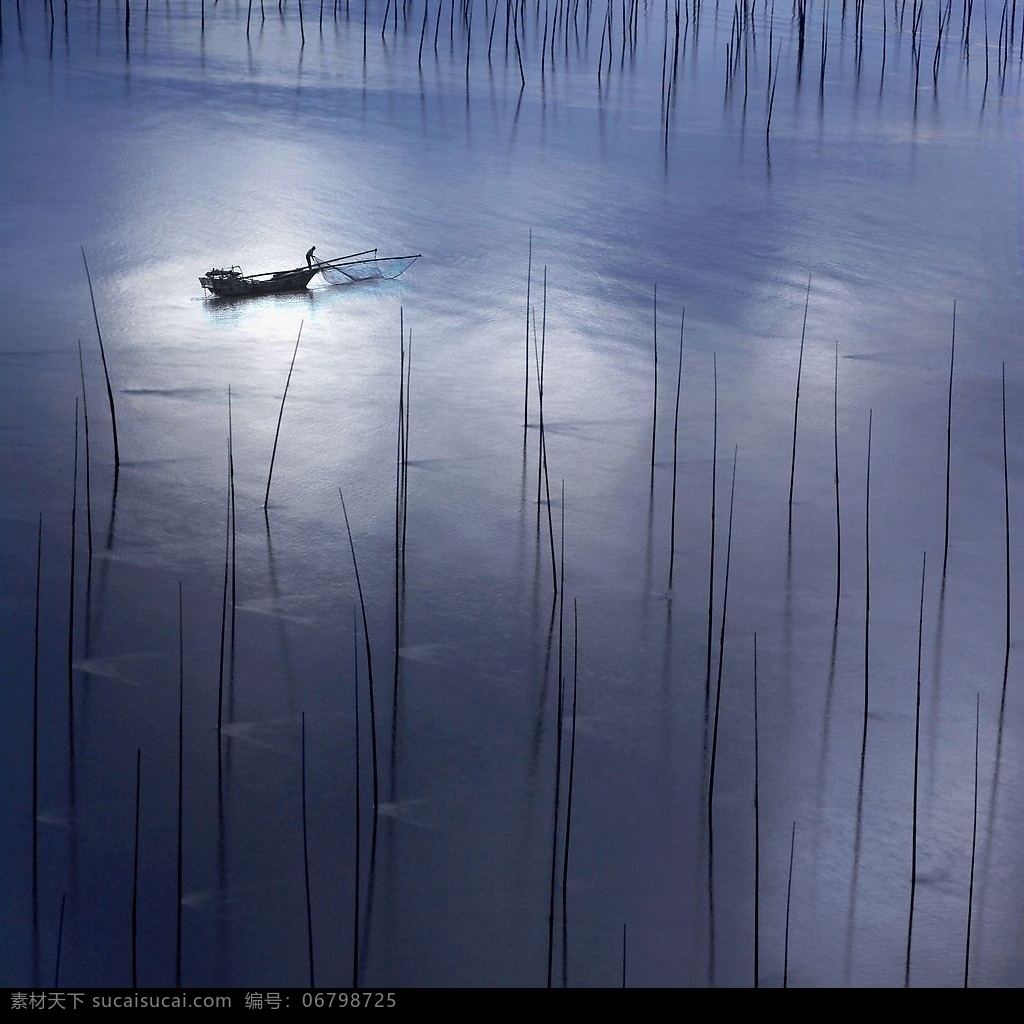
[305, 245, 316, 267]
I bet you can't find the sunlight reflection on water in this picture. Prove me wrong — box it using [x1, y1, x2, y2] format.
[1, 0, 1022, 990]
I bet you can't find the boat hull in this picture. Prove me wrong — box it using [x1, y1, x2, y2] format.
[200, 266, 318, 297]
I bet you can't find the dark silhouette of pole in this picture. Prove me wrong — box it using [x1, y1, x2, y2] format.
[81, 248, 120, 471]
[264, 322, 303, 510]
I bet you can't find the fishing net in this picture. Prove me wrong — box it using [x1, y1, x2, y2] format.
[313, 253, 420, 285]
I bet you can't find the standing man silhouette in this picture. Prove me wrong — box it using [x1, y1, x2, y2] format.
[306, 245, 316, 267]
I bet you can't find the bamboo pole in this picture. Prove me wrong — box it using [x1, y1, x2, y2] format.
[905, 551, 926, 987]
[76, 340, 93, 571]
[834, 341, 842, 620]
[783, 820, 796, 987]
[704, 353, 718, 704]
[535, 269, 559, 595]
[217, 388, 234, 743]
[546, 565, 566, 987]
[752, 631, 760, 989]
[650, 284, 659, 488]
[668, 310, 684, 589]
[708, 446, 738, 828]
[131, 748, 141, 987]
[943, 302, 956, 577]
[512, 0, 526, 84]
[229, 387, 237, 715]
[339, 490, 380, 816]
[54, 894, 67, 988]
[488, 0, 498, 57]
[820, 0, 829, 93]
[862, 409, 873, 759]
[67, 401, 79, 739]
[560, 597, 579, 988]
[402, 330, 412, 569]
[765, 40, 781, 142]
[524, 235, 533, 440]
[301, 712, 316, 987]
[352, 608, 362, 988]
[80, 248, 119, 472]
[265, 321, 304, 510]
[964, 693, 980, 987]
[33, 514, 42, 882]
[176, 582, 184, 986]
[788, 276, 812, 534]
[1000, 362, 1010, 699]
[394, 311, 406, 697]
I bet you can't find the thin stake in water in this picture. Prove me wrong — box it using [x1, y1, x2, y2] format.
[943, 301, 956, 577]
[176, 583, 184, 985]
[704, 353, 719, 704]
[352, 608, 362, 988]
[784, 821, 796, 987]
[752, 632, 760, 989]
[1000, 362, 1010, 700]
[217, 388, 234, 743]
[905, 551, 926, 987]
[339, 489, 380, 816]
[789, 275, 812, 534]
[76, 339, 93, 570]
[863, 409, 873, 760]
[546, 528, 566, 988]
[80, 247, 119, 471]
[33, 514, 42, 882]
[834, 341, 842, 619]
[534, 269, 558, 595]
[650, 284, 659, 488]
[67, 401, 79, 739]
[301, 712, 316, 987]
[668, 310, 685, 589]
[560, 598, 579, 989]
[524, 231, 533, 440]
[708, 447, 738, 825]
[964, 693, 980, 988]
[54, 894, 67, 988]
[402, 330, 412, 565]
[265, 321, 304, 510]
[131, 748, 141, 988]
[394, 311, 406, 694]
[766, 39, 781, 142]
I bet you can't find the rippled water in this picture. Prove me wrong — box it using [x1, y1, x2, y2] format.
[1, 0, 1022, 988]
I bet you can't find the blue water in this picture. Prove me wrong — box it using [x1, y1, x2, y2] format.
[1, 0, 1022, 988]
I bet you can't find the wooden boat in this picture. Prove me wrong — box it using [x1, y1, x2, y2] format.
[200, 248, 420, 298]
[199, 264, 318, 297]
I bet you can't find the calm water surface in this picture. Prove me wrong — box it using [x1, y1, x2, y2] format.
[1, 0, 1022, 988]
